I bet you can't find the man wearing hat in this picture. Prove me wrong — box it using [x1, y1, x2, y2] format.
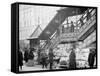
[88, 48, 96, 68]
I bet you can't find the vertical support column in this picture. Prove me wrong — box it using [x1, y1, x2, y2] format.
[37, 39, 42, 64]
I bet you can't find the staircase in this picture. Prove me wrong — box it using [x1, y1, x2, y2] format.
[44, 8, 96, 49]
[77, 12, 96, 39]
[50, 36, 60, 48]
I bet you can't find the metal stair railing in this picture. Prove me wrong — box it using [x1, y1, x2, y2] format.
[77, 9, 96, 39]
[60, 8, 96, 42]
[47, 8, 96, 49]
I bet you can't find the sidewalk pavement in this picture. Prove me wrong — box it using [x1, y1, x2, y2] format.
[19, 64, 49, 71]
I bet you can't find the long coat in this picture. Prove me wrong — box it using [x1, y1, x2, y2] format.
[28, 51, 34, 60]
[24, 51, 29, 62]
[70, 24, 74, 32]
[18, 51, 23, 66]
[69, 50, 76, 69]
[88, 50, 96, 68]
[41, 52, 48, 65]
[49, 51, 54, 70]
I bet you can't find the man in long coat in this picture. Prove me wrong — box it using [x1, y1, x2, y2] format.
[69, 49, 76, 69]
[41, 51, 48, 69]
[88, 48, 96, 68]
[49, 48, 55, 70]
[18, 50, 23, 70]
[24, 49, 29, 63]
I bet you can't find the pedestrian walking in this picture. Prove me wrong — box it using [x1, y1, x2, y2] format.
[24, 48, 29, 63]
[88, 48, 96, 68]
[49, 48, 55, 70]
[18, 50, 23, 70]
[87, 9, 91, 21]
[69, 48, 76, 69]
[28, 50, 34, 60]
[41, 50, 48, 69]
[70, 21, 74, 32]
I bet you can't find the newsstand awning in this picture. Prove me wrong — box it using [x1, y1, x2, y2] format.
[27, 25, 42, 40]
